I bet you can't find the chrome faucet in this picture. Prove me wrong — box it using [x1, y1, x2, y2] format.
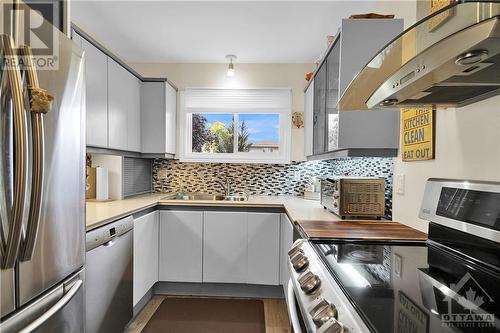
[211, 177, 232, 196]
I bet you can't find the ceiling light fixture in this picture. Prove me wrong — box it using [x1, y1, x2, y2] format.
[226, 54, 237, 77]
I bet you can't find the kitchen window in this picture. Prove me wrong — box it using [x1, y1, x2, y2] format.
[180, 88, 291, 163]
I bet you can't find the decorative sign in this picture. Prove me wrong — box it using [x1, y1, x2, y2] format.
[397, 291, 429, 333]
[292, 111, 304, 129]
[401, 106, 435, 161]
[428, 0, 454, 31]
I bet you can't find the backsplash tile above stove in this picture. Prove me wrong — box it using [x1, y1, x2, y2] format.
[152, 157, 394, 217]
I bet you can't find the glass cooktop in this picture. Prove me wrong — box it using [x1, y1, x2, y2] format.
[312, 241, 500, 333]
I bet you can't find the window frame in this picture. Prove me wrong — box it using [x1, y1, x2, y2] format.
[179, 88, 291, 164]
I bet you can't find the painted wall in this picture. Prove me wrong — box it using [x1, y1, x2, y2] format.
[390, 0, 500, 232]
[130, 62, 314, 162]
[393, 93, 500, 233]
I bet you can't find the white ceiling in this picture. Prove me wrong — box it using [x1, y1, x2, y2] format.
[72, 1, 393, 63]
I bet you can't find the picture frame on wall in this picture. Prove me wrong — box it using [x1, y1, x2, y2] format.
[401, 106, 435, 162]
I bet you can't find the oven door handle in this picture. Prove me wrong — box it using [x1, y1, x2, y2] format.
[286, 279, 303, 333]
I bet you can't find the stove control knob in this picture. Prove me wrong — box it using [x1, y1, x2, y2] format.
[287, 239, 305, 258]
[309, 298, 338, 323]
[288, 246, 304, 258]
[300, 273, 321, 295]
[317, 318, 349, 333]
[291, 253, 309, 272]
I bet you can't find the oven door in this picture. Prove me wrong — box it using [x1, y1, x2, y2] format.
[285, 279, 306, 333]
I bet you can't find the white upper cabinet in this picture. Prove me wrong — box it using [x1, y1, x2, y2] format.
[73, 31, 108, 148]
[108, 59, 142, 152]
[127, 73, 141, 152]
[107, 59, 129, 151]
[74, 28, 178, 154]
[82, 39, 108, 148]
[141, 81, 177, 155]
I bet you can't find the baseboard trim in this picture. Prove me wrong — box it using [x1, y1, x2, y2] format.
[133, 287, 154, 317]
[153, 282, 285, 299]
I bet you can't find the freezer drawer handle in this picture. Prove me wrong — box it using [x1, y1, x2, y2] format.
[17, 279, 83, 333]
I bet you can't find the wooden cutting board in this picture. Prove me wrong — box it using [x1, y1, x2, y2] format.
[296, 220, 427, 241]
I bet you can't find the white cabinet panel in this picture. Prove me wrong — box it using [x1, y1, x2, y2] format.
[304, 80, 314, 157]
[247, 213, 280, 285]
[203, 212, 247, 283]
[159, 211, 203, 282]
[133, 211, 159, 306]
[107, 59, 129, 150]
[280, 214, 294, 286]
[127, 74, 141, 152]
[141, 81, 176, 155]
[165, 83, 177, 155]
[81, 38, 108, 148]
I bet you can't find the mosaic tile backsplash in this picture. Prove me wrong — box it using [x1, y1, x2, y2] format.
[153, 157, 394, 218]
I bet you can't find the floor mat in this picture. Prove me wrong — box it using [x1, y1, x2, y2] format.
[141, 297, 266, 333]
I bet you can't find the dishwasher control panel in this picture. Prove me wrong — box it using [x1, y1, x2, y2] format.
[86, 216, 134, 251]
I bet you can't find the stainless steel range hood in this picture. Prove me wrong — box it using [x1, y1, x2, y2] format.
[339, 1, 500, 110]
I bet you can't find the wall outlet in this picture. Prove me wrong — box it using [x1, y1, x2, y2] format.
[394, 253, 402, 278]
[396, 174, 405, 195]
[158, 169, 168, 179]
[294, 170, 301, 181]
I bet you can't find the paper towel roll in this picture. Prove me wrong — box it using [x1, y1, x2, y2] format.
[95, 166, 109, 201]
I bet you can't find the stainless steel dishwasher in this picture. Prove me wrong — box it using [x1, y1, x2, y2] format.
[86, 216, 133, 333]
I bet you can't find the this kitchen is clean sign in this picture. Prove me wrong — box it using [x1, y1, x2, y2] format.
[401, 106, 435, 161]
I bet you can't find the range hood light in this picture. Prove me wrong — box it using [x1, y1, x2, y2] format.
[379, 99, 398, 107]
[455, 50, 489, 66]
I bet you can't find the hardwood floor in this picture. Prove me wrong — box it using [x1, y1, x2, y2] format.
[126, 296, 291, 333]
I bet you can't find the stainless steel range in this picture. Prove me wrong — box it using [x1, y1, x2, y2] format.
[286, 179, 500, 333]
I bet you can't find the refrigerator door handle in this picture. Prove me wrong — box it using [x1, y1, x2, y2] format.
[19, 45, 53, 261]
[17, 279, 83, 333]
[0, 34, 28, 269]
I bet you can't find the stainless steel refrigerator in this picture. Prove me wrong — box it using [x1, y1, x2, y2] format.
[0, 0, 86, 332]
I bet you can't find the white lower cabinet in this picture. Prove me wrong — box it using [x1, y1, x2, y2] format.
[133, 211, 159, 306]
[134, 209, 287, 293]
[203, 212, 248, 283]
[247, 213, 280, 285]
[159, 211, 203, 282]
[280, 213, 294, 286]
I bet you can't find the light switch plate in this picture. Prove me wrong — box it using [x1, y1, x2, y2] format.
[396, 174, 405, 195]
[394, 253, 402, 278]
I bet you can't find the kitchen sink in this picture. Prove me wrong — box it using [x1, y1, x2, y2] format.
[170, 193, 247, 201]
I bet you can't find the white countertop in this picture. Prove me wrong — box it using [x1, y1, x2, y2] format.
[86, 193, 341, 231]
